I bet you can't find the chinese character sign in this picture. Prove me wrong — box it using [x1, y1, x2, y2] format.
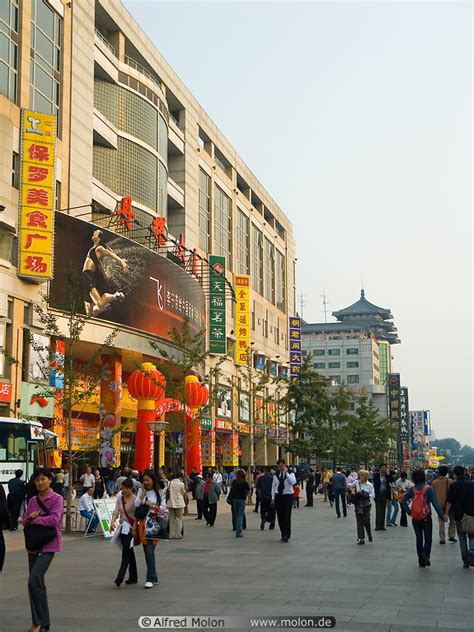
[399, 387, 409, 442]
[18, 110, 56, 281]
[209, 256, 226, 354]
[388, 373, 402, 460]
[289, 317, 302, 378]
[235, 275, 250, 365]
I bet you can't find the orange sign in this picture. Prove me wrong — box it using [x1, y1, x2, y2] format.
[18, 111, 56, 281]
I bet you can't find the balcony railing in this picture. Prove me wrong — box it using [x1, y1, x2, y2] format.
[124, 55, 162, 90]
[94, 28, 116, 56]
[169, 113, 185, 133]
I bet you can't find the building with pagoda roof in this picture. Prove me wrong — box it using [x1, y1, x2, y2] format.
[302, 290, 401, 416]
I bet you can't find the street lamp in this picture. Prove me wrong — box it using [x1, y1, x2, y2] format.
[146, 420, 169, 434]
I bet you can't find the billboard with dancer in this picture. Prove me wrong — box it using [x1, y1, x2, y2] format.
[51, 213, 206, 342]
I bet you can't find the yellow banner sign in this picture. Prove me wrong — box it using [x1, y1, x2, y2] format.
[235, 275, 251, 365]
[18, 110, 56, 281]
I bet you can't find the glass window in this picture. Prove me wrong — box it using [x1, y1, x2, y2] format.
[30, 0, 61, 124]
[347, 348, 359, 355]
[313, 349, 325, 356]
[275, 249, 286, 312]
[328, 362, 340, 369]
[0, 0, 18, 103]
[347, 375, 359, 384]
[199, 169, 211, 252]
[264, 237, 275, 303]
[251, 224, 263, 295]
[313, 362, 325, 369]
[328, 349, 340, 356]
[214, 185, 232, 268]
[347, 361, 359, 368]
[236, 209, 249, 274]
[329, 375, 341, 385]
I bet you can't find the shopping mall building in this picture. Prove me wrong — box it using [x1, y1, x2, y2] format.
[0, 0, 296, 472]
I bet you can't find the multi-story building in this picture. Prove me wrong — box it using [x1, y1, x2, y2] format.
[0, 0, 295, 472]
[302, 290, 400, 415]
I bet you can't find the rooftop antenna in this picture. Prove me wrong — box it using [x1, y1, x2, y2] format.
[321, 290, 330, 323]
[298, 292, 307, 320]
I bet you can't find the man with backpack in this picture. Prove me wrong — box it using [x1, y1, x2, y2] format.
[402, 469, 445, 567]
[445, 465, 474, 569]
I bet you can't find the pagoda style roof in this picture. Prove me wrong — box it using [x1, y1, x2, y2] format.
[302, 289, 400, 344]
[332, 289, 392, 321]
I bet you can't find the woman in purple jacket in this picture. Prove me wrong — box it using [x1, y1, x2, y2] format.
[22, 468, 63, 632]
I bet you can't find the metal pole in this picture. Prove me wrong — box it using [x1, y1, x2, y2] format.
[248, 348, 254, 504]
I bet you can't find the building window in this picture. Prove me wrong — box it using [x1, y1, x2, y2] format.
[313, 349, 325, 357]
[275, 249, 285, 312]
[251, 224, 263, 295]
[236, 209, 249, 274]
[347, 361, 359, 368]
[213, 185, 232, 268]
[0, 227, 15, 262]
[347, 375, 359, 384]
[199, 168, 211, 252]
[347, 348, 359, 355]
[264, 237, 275, 303]
[329, 375, 341, 385]
[0, 0, 19, 103]
[30, 0, 62, 124]
[328, 349, 340, 356]
[328, 362, 340, 369]
[313, 362, 325, 369]
[11, 151, 19, 188]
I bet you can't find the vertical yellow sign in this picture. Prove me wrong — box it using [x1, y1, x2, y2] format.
[18, 110, 56, 281]
[235, 275, 251, 365]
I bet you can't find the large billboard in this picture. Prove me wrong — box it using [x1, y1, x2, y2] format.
[50, 213, 206, 343]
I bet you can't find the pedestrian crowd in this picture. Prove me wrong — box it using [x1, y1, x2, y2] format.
[0, 460, 473, 632]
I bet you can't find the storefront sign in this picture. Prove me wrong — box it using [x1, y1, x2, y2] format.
[239, 392, 249, 423]
[93, 498, 113, 538]
[200, 416, 213, 430]
[215, 419, 233, 431]
[388, 373, 401, 461]
[201, 429, 215, 467]
[289, 317, 302, 378]
[27, 333, 50, 385]
[209, 255, 227, 354]
[51, 213, 206, 342]
[0, 383, 12, 403]
[235, 275, 251, 365]
[20, 382, 54, 418]
[399, 387, 409, 442]
[18, 110, 56, 281]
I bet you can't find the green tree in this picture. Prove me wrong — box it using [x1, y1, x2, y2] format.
[327, 384, 356, 466]
[282, 356, 332, 465]
[1, 270, 119, 533]
[348, 395, 395, 467]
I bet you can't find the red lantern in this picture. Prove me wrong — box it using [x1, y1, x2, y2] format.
[128, 366, 166, 401]
[185, 378, 209, 409]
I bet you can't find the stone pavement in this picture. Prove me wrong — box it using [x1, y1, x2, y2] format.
[0, 495, 473, 632]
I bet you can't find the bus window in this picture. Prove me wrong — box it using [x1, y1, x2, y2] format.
[7, 431, 27, 461]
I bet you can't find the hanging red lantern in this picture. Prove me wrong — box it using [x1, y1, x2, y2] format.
[185, 375, 209, 409]
[128, 363, 166, 401]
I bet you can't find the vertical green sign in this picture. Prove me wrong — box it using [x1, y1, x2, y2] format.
[209, 255, 226, 354]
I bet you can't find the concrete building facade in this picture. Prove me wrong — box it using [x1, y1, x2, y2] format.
[0, 0, 295, 470]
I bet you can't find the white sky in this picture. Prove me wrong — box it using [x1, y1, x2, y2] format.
[123, 1, 473, 445]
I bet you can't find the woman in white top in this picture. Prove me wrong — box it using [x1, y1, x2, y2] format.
[167, 472, 188, 539]
[395, 471, 413, 527]
[349, 469, 375, 545]
[134, 469, 164, 588]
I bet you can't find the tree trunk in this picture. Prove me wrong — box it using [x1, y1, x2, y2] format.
[65, 409, 73, 533]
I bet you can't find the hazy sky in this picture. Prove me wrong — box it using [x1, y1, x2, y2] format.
[123, 1, 472, 445]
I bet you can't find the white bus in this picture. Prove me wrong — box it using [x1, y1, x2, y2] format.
[0, 417, 58, 491]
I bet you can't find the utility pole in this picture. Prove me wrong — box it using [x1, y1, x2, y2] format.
[321, 291, 329, 323]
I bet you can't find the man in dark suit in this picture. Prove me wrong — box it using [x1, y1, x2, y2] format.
[305, 469, 315, 507]
[373, 463, 394, 530]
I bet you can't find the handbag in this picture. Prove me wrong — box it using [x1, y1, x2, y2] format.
[461, 513, 474, 535]
[134, 495, 149, 520]
[24, 496, 57, 553]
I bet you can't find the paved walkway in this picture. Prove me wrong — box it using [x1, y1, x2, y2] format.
[0, 495, 472, 632]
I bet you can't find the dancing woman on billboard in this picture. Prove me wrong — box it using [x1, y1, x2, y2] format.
[82, 229, 128, 316]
